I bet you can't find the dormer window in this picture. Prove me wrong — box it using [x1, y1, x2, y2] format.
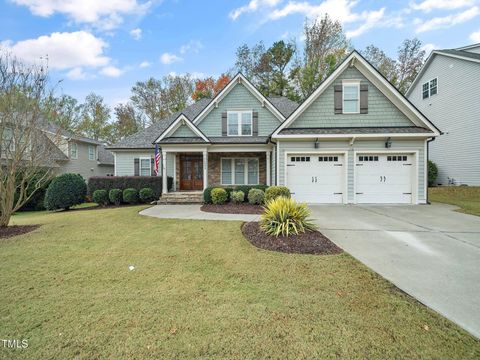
[227, 111, 252, 136]
[342, 81, 360, 114]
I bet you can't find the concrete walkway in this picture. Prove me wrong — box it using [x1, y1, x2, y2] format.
[140, 205, 259, 221]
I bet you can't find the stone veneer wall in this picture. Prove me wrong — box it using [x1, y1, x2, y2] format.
[207, 152, 266, 187]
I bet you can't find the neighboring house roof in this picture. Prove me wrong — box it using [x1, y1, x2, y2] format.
[273, 50, 440, 137]
[406, 46, 480, 97]
[278, 126, 432, 135]
[97, 145, 114, 165]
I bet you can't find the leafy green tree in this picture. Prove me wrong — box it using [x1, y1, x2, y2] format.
[78, 93, 111, 141]
[114, 102, 144, 139]
[42, 94, 82, 134]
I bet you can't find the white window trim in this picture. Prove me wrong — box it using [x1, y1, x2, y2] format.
[220, 157, 259, 185]
[88, 145, 96, 161]
[342, 80, 360, 114]
[227, 110, 253, 136]
[139, 157, 151, 176]
[70, 143, 78, 159]
[422, 77, 438, 99]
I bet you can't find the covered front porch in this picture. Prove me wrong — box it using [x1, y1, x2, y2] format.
[160, 144, 274, 195]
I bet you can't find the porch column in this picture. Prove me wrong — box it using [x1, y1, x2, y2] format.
[203, 150, 208, 190]
[162, 151, 168, 194]
[266, 151, 271, 186]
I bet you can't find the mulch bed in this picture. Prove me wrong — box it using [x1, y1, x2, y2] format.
[0, 225, 40, 239]
[242, 222, 343, 255]
[201, 203, 263, 214]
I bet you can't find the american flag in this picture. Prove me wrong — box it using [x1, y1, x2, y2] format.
[154, 143, 160, 175]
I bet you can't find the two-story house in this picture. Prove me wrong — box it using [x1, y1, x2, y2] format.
[108, 51, 440, 204]
[407, 43, 480, 186]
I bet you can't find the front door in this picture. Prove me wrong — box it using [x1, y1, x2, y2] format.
[180, 155, 203, 190]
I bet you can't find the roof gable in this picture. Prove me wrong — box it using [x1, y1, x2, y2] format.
[156, 114, 209, 143]
[193, 73, 285, 125]
[274, 51, 440, 137]
[169, 123, 197, 137]
[287, 66, 415, 129]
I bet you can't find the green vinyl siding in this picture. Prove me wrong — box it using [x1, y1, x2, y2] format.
[170, 124, 197, 137]
[277, 139, 427, 203]
[197, 83, 281, 137]
[289, 67, 415, 128]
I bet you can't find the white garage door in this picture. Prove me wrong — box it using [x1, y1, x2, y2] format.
[286, 154, 345, 204]
[356, 154, 413, 204]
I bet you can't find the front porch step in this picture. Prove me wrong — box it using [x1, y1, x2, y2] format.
[157, 192, 203, 204]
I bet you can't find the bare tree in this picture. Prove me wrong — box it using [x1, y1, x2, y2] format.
[0, 52, 61, 227]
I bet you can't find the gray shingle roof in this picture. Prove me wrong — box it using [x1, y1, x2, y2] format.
[267, 96, 299, 118]
[97, 145, 114, 165]
[436, 49, 480, 62]
[108, 98, 212, 149]
[107, 96, 298, 149]
[279, 127, 433, 135]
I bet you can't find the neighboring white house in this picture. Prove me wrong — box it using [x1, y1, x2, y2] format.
[109, 51, 441, 204]
[407, 43, 480, 186]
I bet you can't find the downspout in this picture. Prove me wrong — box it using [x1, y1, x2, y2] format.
[426, 137, 435, 204]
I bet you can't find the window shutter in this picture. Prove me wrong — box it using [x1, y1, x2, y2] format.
[221, 112, 227, 136]
[252, 111, 258, 136]
[151, 158, 155, 176]
[134, 158, 139, 176]
[334, 85, 342, 114]
[360, 84, 368, 114]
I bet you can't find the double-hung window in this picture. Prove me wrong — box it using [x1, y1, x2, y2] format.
[140, 157, 151, 176]
[70, 143, 78, 159]
[342, 81, 360, 114]
[221, 158, 259, 185]
[422, 78, 438, 99]
[88, 145, 95, 161]
[2, 128, 15, 152]
[227, 111, 252, 136]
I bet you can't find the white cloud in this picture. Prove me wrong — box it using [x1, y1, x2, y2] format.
[130, 28, 142, 40]
[160, 52, 182, 65]
[421, 43, 438, 54]
[415, 6, 480, 33]
[179, 40, 203, 55]
[1, 31, 110, 70]
[139, 60, 151, 68]
[346, 8, 385, 38]
[411, 0, 476, 13]
[12, 0, 151, 30]
[267, 0, 359, 23]
[66, 67, 87, 80]
[470, 30, 480, 42]
[100, 65, 123, 77]
[229, 0, 281, 20]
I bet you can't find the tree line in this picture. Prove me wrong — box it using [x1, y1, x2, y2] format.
[46, 15, 427, 145]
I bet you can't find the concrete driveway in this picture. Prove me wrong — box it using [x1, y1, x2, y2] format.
[309, 203, 480, 338]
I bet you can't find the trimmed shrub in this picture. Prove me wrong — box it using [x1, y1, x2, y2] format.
[16, 171, 52, 211]
[248, 188, 265, 205]
[230, 190, 245, 204]
[123, 188, 139, 204]
[109, 189, 122, 206]
[234, 185, 268, 201]
[265, 186, 291, 202]
[44, 173, 87, 210]
[139, 188, 155, 203]
[428, 160, 438, 187]
[260, 197, 316, 237]
[92, 189, 109, 206]
[203, 187, 214, 204]
[88, 176, 173, 199]
[211, 188, 228, 205]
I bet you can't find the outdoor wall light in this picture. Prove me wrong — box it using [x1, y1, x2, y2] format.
[385, 137, 392, 148]
[314, 138, 320, 149]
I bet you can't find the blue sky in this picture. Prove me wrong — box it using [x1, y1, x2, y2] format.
[1, 0, 479, 108]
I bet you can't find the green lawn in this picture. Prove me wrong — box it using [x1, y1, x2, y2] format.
[1, 207, 479, 359]
[429, 186, 480, 216]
